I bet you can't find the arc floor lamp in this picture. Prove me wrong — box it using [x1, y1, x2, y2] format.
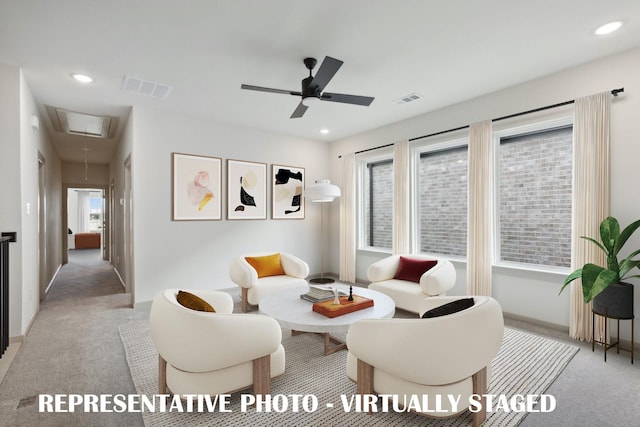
[305, 179, 341, 284]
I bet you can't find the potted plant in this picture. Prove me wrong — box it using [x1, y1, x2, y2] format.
[560, 216, 640, 318]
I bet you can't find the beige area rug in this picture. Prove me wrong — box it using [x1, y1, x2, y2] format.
[119, 322, 578, 427]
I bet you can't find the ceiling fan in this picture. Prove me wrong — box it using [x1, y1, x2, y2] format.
[241, 56, 375, 119]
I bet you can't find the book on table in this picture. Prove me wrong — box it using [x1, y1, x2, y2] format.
[300, 285, 346, 303]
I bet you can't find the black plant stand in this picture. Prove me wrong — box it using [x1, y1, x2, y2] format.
[592, 307, 634, 364]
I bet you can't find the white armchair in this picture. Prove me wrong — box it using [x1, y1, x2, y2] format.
[149, 289, 285, 396]
[367, 254, 456, 314]
[346, 296, 504, 427]
[229, 252, 309, 312]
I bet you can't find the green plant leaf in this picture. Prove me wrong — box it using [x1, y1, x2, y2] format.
[582, 263, 617, 302]
[559, 268, 582, 295]
[619, 258, 640, 279]
[625, 248, 640, 259]
[562, 217, 640, 302]
[613, 218, 640, 256]
[600, 216, 620, 254]
[581, 236, 608, 255]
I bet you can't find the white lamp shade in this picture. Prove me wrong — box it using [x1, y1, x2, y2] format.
[305, 179, 341, 202]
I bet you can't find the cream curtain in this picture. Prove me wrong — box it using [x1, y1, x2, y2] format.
[77, 190, 91, 233]
[339, 153, 357, 283]
[467, 120, 493, 296]
[392, 140, 411, 255]
[570, 92, 610, 341]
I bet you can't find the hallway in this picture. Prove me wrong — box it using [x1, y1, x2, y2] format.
[0, 250, 144, 426]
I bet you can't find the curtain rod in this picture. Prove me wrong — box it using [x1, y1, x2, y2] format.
[341, 87, 624, 157]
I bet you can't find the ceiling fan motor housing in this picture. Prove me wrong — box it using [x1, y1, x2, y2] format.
[301, 75, 319, 98]
[303, 57, 317, 71]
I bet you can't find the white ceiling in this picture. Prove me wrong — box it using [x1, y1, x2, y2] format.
[1, 0, 639, 164]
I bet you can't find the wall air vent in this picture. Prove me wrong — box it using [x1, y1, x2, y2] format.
[45, 105, 117, 139]
[121, 75, 172, 98]
[393, 93, 423, 105]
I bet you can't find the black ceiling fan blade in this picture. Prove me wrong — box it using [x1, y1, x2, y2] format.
[290, 101, 308, 119]
[241, 84, 301, 96]
[321, 92, 375, 106]
[309, 56, 343, 93]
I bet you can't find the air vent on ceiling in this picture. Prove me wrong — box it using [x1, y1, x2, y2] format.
[45, 105, 118, 139]
[393, 93, 423, 105]
[121, 75, 172, 98]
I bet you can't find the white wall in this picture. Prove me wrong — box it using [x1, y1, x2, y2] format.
[329, 47, 640, 340]
[0, 63, 23, 337]
[129, 107, 331, 304]
[62, 161, 110, 186]
[19, 71, 63, 335]
[18, 73, 39, 335]
[109, 109, 133, 290]
[0, 63, 63, 338]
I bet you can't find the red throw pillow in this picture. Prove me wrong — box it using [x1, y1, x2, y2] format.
[393, 257, 438, 283]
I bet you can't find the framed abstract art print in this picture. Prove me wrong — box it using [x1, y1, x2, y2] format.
[272, 164, 304, 219]
[172, 153, 222, 220]
[227, 159, 267, 220]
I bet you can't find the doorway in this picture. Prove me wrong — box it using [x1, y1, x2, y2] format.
[66, 188, 106, 262]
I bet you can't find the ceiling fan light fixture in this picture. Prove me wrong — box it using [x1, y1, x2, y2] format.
[302, 96, 321, 107]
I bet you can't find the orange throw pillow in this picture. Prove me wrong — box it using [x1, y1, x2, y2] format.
[245, 253, 285, 278]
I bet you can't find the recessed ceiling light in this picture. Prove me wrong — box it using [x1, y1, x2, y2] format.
[72, 73, 94, 83]
[595, 21, 623, 36]
[320, 129, 330, 134]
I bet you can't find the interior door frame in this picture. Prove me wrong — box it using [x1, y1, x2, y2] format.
[123, 155, 134, 306]
[38, 153, 47, 301]
[62, 183, 109, 265]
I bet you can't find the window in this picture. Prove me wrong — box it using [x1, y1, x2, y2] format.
[89, 195, 103, 232]
[496, 124, 572, 269]
[360, 157, 393, 250]
[416, 143, 468, 257]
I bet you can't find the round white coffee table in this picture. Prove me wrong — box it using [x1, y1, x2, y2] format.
[259, 284, 395, 355]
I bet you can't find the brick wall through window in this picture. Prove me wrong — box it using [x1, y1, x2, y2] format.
[498, 126, 572, 268]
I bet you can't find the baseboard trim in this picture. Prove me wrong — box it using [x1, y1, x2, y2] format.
[133, 300, 152, 312]
[504, 311, 639, 352]
[9, 335, 24, 344]
[22, 308, 38, 339]
[45, 263, 63, 295]
[113, 267, 126, 289]
[0, 341, 22, 384]
[503, 311, 568, 334]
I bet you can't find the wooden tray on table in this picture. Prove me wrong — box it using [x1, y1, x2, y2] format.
[312, 295, 374, 318]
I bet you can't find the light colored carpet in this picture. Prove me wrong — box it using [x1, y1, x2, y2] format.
[119, 321, 578, 426]
[0, 249, 145, 426]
